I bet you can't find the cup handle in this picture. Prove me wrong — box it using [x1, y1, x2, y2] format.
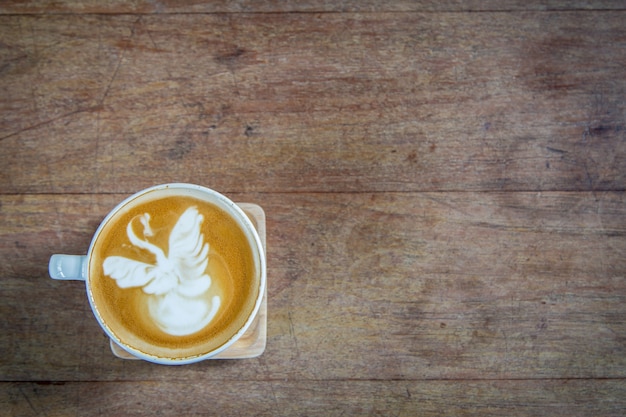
[49, 254, 87, 281]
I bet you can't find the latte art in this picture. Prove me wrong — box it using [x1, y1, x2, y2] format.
[89, 189, 259, 361]
[103, 207, 221, 336]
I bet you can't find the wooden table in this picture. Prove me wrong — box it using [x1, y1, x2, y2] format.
[1, 1, 625, 415]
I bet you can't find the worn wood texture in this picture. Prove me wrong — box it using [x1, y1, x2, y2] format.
[0, 0, 624, 14]
[1, 4, 625, 416]
[1, 192, 624, 381]
[1, 12, 625, 193]
[3, 380, 626, 417]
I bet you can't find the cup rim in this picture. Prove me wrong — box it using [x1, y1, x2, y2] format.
[85, 183, 266, 365]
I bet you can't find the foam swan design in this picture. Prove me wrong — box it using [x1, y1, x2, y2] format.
[103, 207, 220, 336]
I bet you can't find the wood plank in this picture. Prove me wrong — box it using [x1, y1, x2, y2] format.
[1, 12, 625, 193]
[0, 0, 623, 14]
[1, 192, 624, 381]
[2, 379, 626, 417]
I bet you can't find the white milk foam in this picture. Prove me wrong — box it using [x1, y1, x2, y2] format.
[102, 206, 221, 336]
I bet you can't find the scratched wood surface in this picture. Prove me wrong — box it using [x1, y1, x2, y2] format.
[1, 12, 625, 193]
[0, 0, 623, 13]
[1, 1, 625, 416]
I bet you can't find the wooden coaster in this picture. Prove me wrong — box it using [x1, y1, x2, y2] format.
[110, 203, 267, 361]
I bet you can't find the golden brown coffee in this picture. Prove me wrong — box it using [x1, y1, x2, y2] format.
[88, 189, 259, 361]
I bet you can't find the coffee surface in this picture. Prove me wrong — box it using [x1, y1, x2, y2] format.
[89, 191, 258, 360]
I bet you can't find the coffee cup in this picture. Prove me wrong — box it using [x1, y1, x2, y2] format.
[49, 183, 266, 365]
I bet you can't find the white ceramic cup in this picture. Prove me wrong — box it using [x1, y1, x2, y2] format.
[49, 183, 266, 365]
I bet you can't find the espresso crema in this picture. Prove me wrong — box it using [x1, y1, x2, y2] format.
[88, 189, 259, 360]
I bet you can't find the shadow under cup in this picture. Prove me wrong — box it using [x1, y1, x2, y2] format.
[86, 184, 265, 364]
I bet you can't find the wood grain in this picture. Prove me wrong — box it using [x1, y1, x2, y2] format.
[3, 379, 626, 417]
[0, 0, 623, 14]
[1, 4, 625, 416]
[1, 192, 624, 382]
[1, 12, 625, 193]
